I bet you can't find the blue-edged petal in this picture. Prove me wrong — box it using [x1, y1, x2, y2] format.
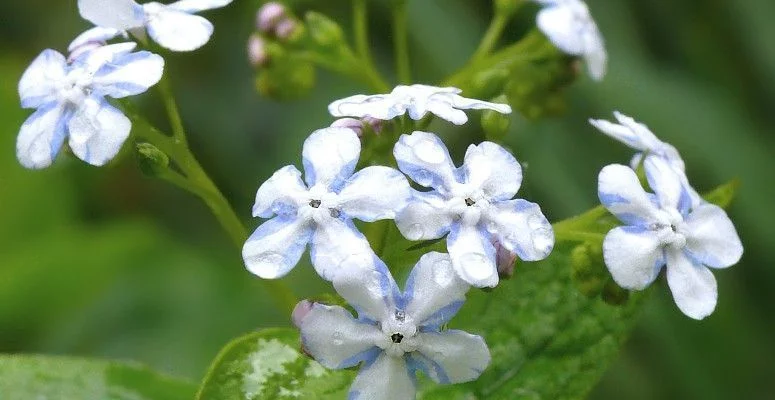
[68, 27, 124, 53]
[67, 96, 131, 166]
[447, 223, 498, 288]
[486, 199, 554, 262]
[77, 42, 138, 74]
[146, 8, 214, 51]
[684, 204, 743, 269]
[92, 50, 164, 98]
[423, 100, 467, 125]
[598, 164, 660, 226]
[644, 156, 691, 214]
[462, 141, 522, 201]
[412, 330, 490, 384]
[402, 252, 469, 328]
[338, 166, 411, 222]
[349, 353, 415, 400]
[302, 128, 361, 191]
[602, 226, 664, 290]
[242, 216, 313, 279]
[393, 131, 458, 193]
[78, 0, 145, 30]
[16, 102, 69, 169]
[395, 191, 454, 241]
[18, 49, 67, 109]
[168, 0, 233, 13]
[666, 248, 717, 320]
[327, 94, 404, 121]
[332, 255, 399, 322]
[252, 165, 308, 218]
[310, 217, 373, 281]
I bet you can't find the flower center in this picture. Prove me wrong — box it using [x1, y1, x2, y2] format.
[309, 199, 321, 208]
[390, 333, 404, 344]
[465, 198, 475, 206]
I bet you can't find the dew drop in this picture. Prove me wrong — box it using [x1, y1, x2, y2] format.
[332, 331, 344, 346]
[253, 252, 288, 277]
[459, 253, 492, 280]
[413, 139, 446, 164]
[527, 214, 546, 230]
[432, 259, 454, 286]
[406, 223, 425, 240]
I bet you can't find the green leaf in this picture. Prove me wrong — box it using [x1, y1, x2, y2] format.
[196, 328, 353, 400]
[0, 355, 196, 400]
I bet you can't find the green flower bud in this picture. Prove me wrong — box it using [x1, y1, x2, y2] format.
[256, 57, 316, 101]
[472, 68, 510, 100]
[305, 12, 345, 49]
[481, 95, 512, 141]
[135, 142, 169, 177]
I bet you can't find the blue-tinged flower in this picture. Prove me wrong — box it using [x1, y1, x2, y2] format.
[78, 0, 233, 52]
[328, 84, 512, 126]
[393, 131, 554, 288]
[298, 252, 489, 400]
[536, 0, 607, 81]
[598, 157, 743, 320]
[242, 128, 411, 281]
[17, 43, 164, 169]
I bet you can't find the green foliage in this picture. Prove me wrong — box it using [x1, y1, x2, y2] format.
[0, 355, 196, 400]
[196, 328, 352, 400]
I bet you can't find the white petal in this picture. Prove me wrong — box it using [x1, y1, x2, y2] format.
[644, 156, 691, 213]
[582, 26, 607, 81]
[146, 9, 214, 51]
[537, 5, 585, 55]
[612, 111, 665, 151]
[78, 0, 145, 30]
[393, 131, 458, 192]
[302, 128, 361, 191]
[602, 226, 664, 290]
[395, 191, 454, 241]
[589, 118, 647, 152]
[666, 248, 718, 320]
[403, 252, 469, 328]
[423, 100, 468, 125]
[299, 304, 383, 369]
[16, 103, 69, 169]
[92, 50, 164, 98]
[327, 94, 404, 120]
[337, 166, 411, 222]
[310, 218, 373, 281]
[487, 199, 554, 262]
[68, 27, 124, 53]
[332, 256, 399, 322]
[19, 49, 67, 109]
[447, 223, 498, 288]
[462, 141, 522, 201]
[412, 330, 489, 384]
[242, 216, 313, 279]
[446, 93, 512, 114]
[598, 164, 660, 226]
[684, 204, 743, 269]
[349, 354, 415, 400]
[251, 165, 308, 218]
[77, 42, 138, 74]
[168, 0, 233, 13]
[67, 96, 131, 166]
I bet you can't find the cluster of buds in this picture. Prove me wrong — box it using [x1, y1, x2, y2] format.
[247, 2, 301, 67]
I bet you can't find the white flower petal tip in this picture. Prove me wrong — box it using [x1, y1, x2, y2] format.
[536, 0, 607, 80]
[299, 252, 488, 397]
[328, 84, 511, 125]
[393, 131, 552, 287]
[16, 46, 163, 169]
[244, 128, 409, 280]
[78, 0, 145, 31]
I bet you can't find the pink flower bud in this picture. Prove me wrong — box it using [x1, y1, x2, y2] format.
[256, 2, 287, 33]
[291, 299, 315, 328]
[274, 18, 298, 41]
[247, 34, 269, 67]
[493, 240, 518, 279]
[331, 118, 365, 136]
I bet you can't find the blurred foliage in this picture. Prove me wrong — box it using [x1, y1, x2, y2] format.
[0, 0, 774, 399]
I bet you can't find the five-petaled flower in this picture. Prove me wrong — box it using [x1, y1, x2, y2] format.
[242, 128, 411, 281]
[328, 84, 512, 126]
[298, 252, 490, 400]
[393, 131, 554, 287]
[77, 0, 233, 52]
[17, 43, 164, 169]
[598, 157, 743, 319]
[536, 0, 607, 81]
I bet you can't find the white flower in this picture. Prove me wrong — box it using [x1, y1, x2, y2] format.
[598, 157, 743, 320]
[298, 252, 490, 400]
[328, 84, 512, 126]
[242, 128, 411, 281]
[393, 131, 554, 288]
[590, 111, 702, 206]
[17, 43, 164, 169]
[77, 0, 234, 52]
[536, 0, 607, 81]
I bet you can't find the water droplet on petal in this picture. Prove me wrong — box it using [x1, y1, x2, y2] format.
[531, 228, 553, 255]
[252, 252, 288, 278]
[332, 331, 344, 346]
[459, 252, 492, 281]
[432, 258, 454, 286]
[406, 223, 425, 240]
[413, 139, 446, 164]
[527, 214, 546, 230]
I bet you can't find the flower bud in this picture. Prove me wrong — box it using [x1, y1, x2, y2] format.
[135, 142, 169, 177]
[291, 299, 315, 328]
[274, 18, 299, 41]
[330, 117, 384, 137]
[570, 244, 606, 298]
[256, 2, 287, 33]
[247, 34, 269, 67]
[305, 12, 345, 49]
[494, 240, 518, 279]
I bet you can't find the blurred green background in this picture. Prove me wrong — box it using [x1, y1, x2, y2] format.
[1, 0, 773, 399]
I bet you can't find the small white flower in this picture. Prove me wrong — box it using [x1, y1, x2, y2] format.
[328, 84, 512, 126]
[393, 131, 554, 288]
[242, 128, 411, 281]
[17, 43, 164, 169]
[78, 0, 234, 52]
[298, 252, 490, 400]
[536, 0, 607, 81]
[598, 157, 743, 320]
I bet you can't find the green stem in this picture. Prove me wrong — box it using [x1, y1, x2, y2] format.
[392, 1, 411, 83]
[157, 74, 188, 147]
[470, 13, 509, 63]
[353, 0, 373, 64]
